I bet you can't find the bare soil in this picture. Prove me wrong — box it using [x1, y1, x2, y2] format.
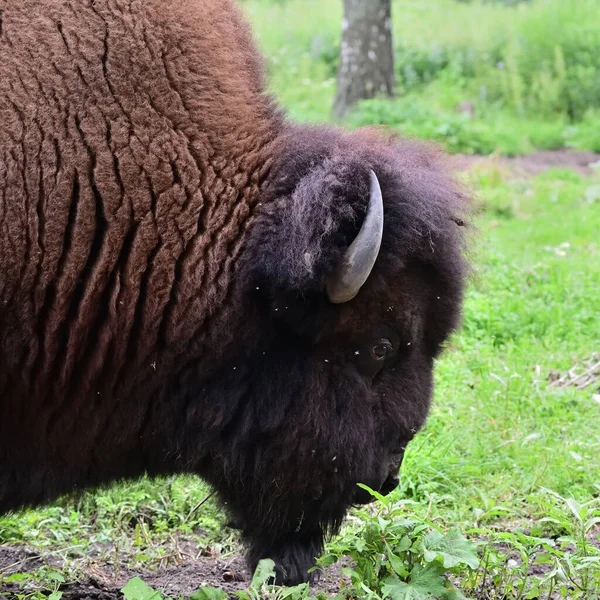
[451, 149, 600, 178]
[0, 543, 349, 599]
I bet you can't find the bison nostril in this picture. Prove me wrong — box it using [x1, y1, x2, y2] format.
[380, 474, 400, 496]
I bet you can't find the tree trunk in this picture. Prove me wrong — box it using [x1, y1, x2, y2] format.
[332, 0, 396, 120]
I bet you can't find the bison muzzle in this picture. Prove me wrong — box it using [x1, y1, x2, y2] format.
[0, 0, 471, 586]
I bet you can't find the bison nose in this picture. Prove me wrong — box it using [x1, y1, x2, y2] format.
[379, 473, 400, 496]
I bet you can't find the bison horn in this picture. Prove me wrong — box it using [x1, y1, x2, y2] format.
[326, 170, 384, 304]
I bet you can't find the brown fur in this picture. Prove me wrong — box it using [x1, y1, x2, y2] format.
[0, 0, 278, 436]
[0, 0, 471, 585]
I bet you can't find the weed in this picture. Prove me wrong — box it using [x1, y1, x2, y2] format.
[316, 486, 478, 599]
[461, 490, 600, 598]
[0, 568, 69, 600]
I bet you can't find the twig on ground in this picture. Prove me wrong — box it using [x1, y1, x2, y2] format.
[187, 490, 217, 521]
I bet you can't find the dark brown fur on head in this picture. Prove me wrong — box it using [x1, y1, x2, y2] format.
[226, 126, 470, 583]
[0, 0, 471, 586]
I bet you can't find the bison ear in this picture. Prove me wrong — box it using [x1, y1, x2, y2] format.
[243, 167, 384, 303]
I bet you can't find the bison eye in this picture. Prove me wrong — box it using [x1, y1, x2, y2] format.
[371, 339, 393, 361]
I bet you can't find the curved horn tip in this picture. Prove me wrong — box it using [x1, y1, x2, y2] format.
[325, 170, 384, 304]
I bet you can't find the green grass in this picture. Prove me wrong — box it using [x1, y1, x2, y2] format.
[0, 476, 233, 567]
[401, 165, 600, 514]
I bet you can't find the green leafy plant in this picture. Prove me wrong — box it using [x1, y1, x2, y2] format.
[317, 485, 479, 599]
[122, 577, 166, 600]
[0, 568, 67, 600]
[233, 559, 327, 600]
[532, 490, 600, 597]
[462, 490, 600, 599]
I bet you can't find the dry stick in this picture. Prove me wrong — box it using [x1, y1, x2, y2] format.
[1, 544, 89, 582]
[1, 554, 40, 575]
[549, 360, 600, 388]
[424, 494, 434, 520]
[576, 362, 600, 389]
[170, 533, 183, 563]
[187, 489, 217, 521]
[570, 361, 600, 387]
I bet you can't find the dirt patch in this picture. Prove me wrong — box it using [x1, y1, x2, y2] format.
[0, 546, 47, 576]
[451, 149, 600, 178]
[2, 530, 599, 599]
[62, 555, 252, 600]
[0, 544, 349, 599]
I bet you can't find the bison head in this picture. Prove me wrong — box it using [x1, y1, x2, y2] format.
[184, 126, 471, 586]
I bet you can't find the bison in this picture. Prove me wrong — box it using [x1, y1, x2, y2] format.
[0, 0, 471, 586]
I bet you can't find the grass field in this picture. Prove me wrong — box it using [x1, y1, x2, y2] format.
[1, 0, 599, 598]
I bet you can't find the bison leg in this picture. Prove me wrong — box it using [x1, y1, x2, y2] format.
[245, 528, 324, 586]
